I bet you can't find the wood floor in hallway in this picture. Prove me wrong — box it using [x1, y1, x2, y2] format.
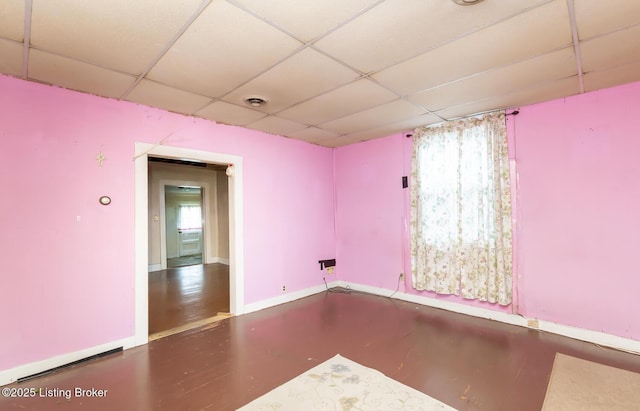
[2, 290, 640, 410]
[148, 263, 230, 335]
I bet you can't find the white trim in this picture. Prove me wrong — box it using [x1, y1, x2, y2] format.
[0, 337, 135, 387]
[211, 257, 230, 265]
[148, 264, 162, 272]
[134, 143, 244, 346]
[337, 281, 640, 356]
[134, 147, 149, 346]
[243, 282, 340, 315]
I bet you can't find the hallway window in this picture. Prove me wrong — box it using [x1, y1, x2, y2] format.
[178, 205, 202, 230]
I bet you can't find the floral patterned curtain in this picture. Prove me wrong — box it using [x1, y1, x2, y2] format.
[410, 111, 512, 305]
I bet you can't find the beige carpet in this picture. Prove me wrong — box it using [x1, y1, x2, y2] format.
[237, 354, 456, 410]
[542, 353, 640, 410]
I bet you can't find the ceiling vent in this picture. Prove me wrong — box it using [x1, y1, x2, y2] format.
[243, 96, 268, 107]
[451, 0, 485, 5]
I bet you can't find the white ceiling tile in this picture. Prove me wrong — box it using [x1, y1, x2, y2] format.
[28, 49, 136, 98]
[334, 112, 442, 144]
[125, 79, 211, 115]
[323, 134, 367, 148]
[222, 48, 360, 113]
[409, 47, 576, 111]
[314, 0, 553, 73]
[581, 25, 640, 72]
[246, 115, 307, 136]
[230, 0, 380, 42]
[390, 113, 444, 131]
[0, 38, 23, 76]
[575, 0, 640, 39]
[372, 0, 572, 96]
[336, 128, 393, 142]
[195, 100, 267, 126]
[509, 76, 581, 106]
[147, 1, 302, 98]
[287, 127, 340, 143]
[320, 99, 424, 135]
[435, 76, 580, 120]
[583, 61, 640, 93]
[30, 0, 205, 74]
[277, 78, 398, 125]
[0, 0, 25, 42]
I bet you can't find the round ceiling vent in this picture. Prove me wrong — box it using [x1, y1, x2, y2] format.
[451, 0, 485, 5]
[243, 96, 268, 107]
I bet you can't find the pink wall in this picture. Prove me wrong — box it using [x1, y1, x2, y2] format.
[515, 82, 640, 340]
[334, 133, 512, 313]
[335, 81, 640, 341]
[3, 70, 640, 375]
[0, 75, 335, 371]
[334, 135, 405, 288]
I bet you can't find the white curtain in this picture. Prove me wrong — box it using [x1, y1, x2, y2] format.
[410, 111, 513, 305]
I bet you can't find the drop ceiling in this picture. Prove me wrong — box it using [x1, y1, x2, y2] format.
[1, 0, 639, 147]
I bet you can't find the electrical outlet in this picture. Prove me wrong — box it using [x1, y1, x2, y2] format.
[326, 266, 335, 274]
[282, 285, 286, 292]
[527, 319, 539, 329]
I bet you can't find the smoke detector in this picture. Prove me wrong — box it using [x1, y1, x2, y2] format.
[451, 0, 484, 5]
[243, 96, 268, 107]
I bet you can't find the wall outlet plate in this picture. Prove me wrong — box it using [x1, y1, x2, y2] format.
[326, 266, 335, 274]
[527, 319, 539, 329]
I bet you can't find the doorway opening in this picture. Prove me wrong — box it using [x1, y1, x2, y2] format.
[166, 185, 204, 268]
[134, 143, 244, 347]
[146, 157, 231, 339]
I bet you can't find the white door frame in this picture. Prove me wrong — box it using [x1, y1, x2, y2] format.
[134, 143, 244, 347]
[160, 180, 211, 269]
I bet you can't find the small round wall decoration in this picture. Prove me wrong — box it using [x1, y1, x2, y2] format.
[99, 196, 112, 206]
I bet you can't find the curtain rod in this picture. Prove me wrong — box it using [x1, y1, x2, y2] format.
[404, 108, 519, 137]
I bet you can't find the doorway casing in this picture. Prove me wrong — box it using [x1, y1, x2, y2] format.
[134, 143, 244, 347]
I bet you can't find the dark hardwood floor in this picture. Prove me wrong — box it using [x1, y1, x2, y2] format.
[167, 255, 203, 269]
[148, 263, 230, 335]
[3, 290, 640, 410]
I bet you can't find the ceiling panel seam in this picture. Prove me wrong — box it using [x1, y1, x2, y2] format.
[578, 22, 640, 43]
[225, 0, 387, 45]
[404, 44, 576, 98]
[22, 0, 33, 79]
[118, 0, 213, 101]
[440, 73, 580, 120]
[357, 0, 558, 76]
[566, 0, 584, 93]
[212, 1, 378, 103]
[214, 43, 308, 101]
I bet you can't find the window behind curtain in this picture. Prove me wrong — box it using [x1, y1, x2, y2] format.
[410, 111, 513, 305]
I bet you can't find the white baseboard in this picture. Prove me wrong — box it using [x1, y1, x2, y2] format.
[243, 281, 339, 315]
[148, 264, 162, 272]
[206, 257, 230, 265]
[6, 281, 637, 388]
[336, 281, 640, 356]
[0, 337, 136, 387]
